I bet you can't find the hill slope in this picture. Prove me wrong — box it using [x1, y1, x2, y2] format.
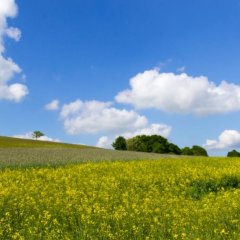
[0, 136, 88, 148]
[0, 136, 176, 168]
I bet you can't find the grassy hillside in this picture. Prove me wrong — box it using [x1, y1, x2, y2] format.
[0, 136, 88, 148]
[0, 147, 178, 168]
[0, 136, 176, 168]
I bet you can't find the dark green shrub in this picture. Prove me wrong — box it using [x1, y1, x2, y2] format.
[192, 145, 208, 156]
[227, 149, 240, 157]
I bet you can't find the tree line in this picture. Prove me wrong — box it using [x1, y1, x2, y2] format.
[112, 135, 208, 156]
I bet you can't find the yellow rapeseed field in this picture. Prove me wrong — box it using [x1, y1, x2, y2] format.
[0, 157, 240, 239]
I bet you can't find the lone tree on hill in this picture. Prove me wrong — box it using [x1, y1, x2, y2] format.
[112, 136, 127, 150]
[32, 131, 44, 140]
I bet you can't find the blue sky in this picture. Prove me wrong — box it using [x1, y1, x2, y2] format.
[1, 0, 240, 155]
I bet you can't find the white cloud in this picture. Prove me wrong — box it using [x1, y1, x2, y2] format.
[60, 100, 148, 135]
[121, 123, 171, 139]
[0, 0, 19, 52]
[96, 136, 113, 149]
[14, 132, 60, 142]
[5, 26, 21, 41]
[203, 130, 240, 150]
[116, 69, 240, 115]
[0, 0, 28, 102]
[45, 99, 60, 111]
[177, 66, 186, 72]
[157, 59, 172, 70]
[0, 0, 18, 18]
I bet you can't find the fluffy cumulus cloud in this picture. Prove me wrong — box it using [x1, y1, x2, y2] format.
[45, 99, 60, 111]
[115, 69, 240, 115]
[204, 130, 240, 150]
[59, 99, 171, 148]
[0, 0, 28, 102]
[60, 100, 148, 135]
[14, 132, 60, 142]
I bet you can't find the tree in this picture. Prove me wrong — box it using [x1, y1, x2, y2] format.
[32, 131, 44, 140]
[191, 145, 208, 156]
[181, 147, 194, 156]
[227, 149, 240, 157]
[112, 136, 127, 150]
[167, 143, 182, 155]
[126, 134, 175, 154]
[148, 135, 169, 153]
[152, 141, 167, 153]
[126, 135, 148, 152]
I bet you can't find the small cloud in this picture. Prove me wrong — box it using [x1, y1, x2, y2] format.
[177, 66, 186, 72]
[45, 99, 60, 111]
[96, 136, 113, 149]
[203, 130, 240, 150]
[121, 123, 171, 139]
[156, 59, 172, 70]
[5, 27, 21, 41]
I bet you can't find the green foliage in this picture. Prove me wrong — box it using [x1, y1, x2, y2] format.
[152, 141, 166, 153]
[191, 145, 208, 156]
[227, 149, 240, 157]
[125, 134, 186, 155]
[126, 135, 148, 152]
[126, 135, 170, 153]
[149, 135, 168, 153]
[167, 143, 182, 155]
[181, 147, 194, 155]
[181, 146, 208, 157]
[32, 131, 44, 140]
[187, 175, 240, 199]
[120, 134, 208, 156]
[112, 136, 127, 150]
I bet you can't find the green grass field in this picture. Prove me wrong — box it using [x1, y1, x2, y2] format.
[0, 136, 89, 148]
[0, 136, 240, 239]
[0, 136, 177, 169]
